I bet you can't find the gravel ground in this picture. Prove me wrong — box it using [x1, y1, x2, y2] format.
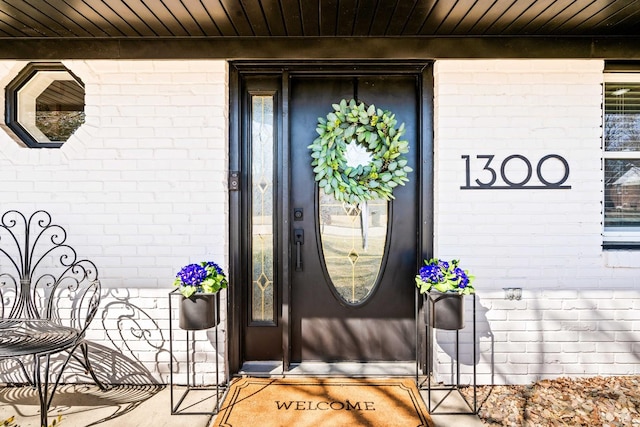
[460, 376, 640, 426]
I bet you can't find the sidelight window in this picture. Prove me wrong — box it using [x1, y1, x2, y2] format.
[250, 94, 276, 323]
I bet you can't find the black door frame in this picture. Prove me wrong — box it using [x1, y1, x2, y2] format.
[228, 61, 434, 375]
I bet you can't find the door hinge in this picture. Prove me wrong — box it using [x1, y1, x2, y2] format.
[229, 171, 240, 191]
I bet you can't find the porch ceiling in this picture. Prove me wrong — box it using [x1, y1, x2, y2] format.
[2, 0, 640, 38]
[1, 0, 640, 59]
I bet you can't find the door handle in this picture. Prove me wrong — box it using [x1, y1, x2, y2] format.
[294, 229, 304, 271]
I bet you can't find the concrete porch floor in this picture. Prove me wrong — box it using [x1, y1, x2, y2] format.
[0, 382, 483, 427]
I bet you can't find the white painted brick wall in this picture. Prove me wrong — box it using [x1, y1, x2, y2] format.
[433, 59, 640, 385]
[0, 60, 228, 385]
[2, 58, 638, 387]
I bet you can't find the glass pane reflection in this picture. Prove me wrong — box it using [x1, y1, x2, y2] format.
[605, 159, 640, 227]
[251, 95, 275, 322]
[319, 193, 387, 304]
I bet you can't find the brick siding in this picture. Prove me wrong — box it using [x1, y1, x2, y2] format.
[433, 60, 640, 384]
[0, 60, 228, 384]
[1, 58, 637, 386]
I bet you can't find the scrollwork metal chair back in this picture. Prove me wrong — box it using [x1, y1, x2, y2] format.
[0, 210, 101, 335]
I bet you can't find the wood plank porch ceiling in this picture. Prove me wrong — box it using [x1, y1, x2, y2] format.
[1, 0, 640, 39]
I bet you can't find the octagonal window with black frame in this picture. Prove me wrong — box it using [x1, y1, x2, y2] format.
[5, 62, 85, 148]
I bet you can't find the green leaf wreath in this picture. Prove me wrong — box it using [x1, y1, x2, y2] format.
[308, 99, 413, 204]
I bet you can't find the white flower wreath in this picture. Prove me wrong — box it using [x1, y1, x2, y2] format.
[308, 98, 413, 204]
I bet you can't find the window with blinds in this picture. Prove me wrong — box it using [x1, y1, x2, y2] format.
[603, 73, 640, 246]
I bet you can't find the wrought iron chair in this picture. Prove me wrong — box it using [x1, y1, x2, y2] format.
[0, 210, 106, 426]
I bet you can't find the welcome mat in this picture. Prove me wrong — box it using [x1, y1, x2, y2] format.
[212, 377, 434, 427]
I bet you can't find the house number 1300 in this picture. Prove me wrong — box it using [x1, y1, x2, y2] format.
[460, 154, 571, 190]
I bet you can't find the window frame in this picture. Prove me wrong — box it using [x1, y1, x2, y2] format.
[4, 62, 85, 149]
[603, 72, 640, 248]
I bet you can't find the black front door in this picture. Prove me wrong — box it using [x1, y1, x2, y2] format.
[289, 75, 419, 362]
[233, 64, 430, 368]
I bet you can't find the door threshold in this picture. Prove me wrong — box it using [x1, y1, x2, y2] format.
[288, 362, 415, 377]
[239, 361, 284, 376]
[239, 361, 416, 377]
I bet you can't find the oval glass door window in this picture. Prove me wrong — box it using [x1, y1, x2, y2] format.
[319, 193, 387, 305]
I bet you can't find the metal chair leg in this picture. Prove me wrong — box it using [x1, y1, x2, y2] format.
[77, 342, 108, 391]
[9, 358, 34, 386]
[33, 354, 50, 427]
[59, 342, 109, 395]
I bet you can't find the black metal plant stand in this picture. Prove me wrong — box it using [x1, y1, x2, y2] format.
[169, 289, 228, 415]
[416, 291, 477, 415]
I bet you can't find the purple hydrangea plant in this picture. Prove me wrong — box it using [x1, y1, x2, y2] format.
[415, 258, 475, 295]
[174, 261, 228, 298]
